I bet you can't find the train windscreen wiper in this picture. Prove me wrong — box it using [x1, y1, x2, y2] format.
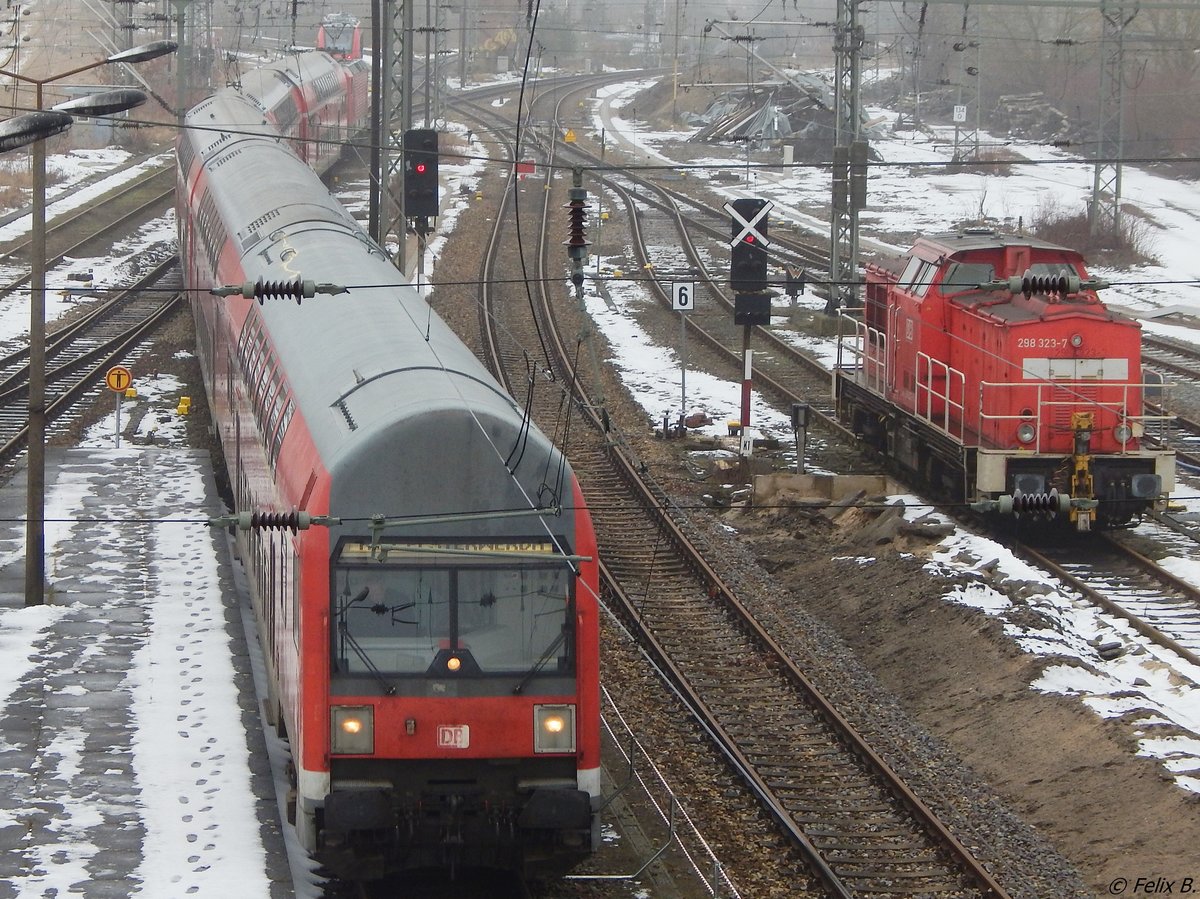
[511, 629, 567, 695]
[336, 585, 399, 695]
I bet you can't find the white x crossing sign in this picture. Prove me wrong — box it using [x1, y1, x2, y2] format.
[724, 199, 773, 249]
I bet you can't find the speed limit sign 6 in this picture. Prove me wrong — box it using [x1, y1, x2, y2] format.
[672, 281, 695, 311]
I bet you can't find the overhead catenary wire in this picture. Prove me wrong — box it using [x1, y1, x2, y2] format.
[29, 490, 1200, 529]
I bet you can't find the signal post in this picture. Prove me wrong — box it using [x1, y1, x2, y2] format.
[725, 198, 773, 455]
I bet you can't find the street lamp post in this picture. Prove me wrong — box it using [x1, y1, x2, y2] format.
[0, 39, 176, 607]
[0, 112, 72, 153]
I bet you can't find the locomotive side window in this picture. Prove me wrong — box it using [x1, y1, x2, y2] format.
[898, 256, 937, 298]
[898, 256, 921, 288]
[331, 541, 573, 678]
[910, 261, 936, 297]
[941, 262, 994, 296]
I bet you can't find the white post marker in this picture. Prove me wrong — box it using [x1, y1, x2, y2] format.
[672, 281, 694, 430]
[105, 365, 133, 448]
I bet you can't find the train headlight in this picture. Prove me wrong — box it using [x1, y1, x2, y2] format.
[1016, 422, 1037, 444]
[331, 705, 374, 754]
[533, 704, 576, 754]
[1114, 421, 1133, 444]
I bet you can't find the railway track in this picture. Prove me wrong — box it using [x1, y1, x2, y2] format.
[548, 105, 1200, 485]
[0, 150, 182, 475]
[605, 177, 848, 432]
[459, 91, 863, 476]
[0, 257, 181, 471]
[1022, 530, 1200, 674]
[462, 82, 1014, 899]
[0, 160, 174, 298]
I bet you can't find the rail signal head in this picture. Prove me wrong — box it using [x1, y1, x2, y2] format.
[729, 198, 769, 293]
[403, 128, 439, 218]
[729, 198, 769, 245]
[731, 238, 768, 293]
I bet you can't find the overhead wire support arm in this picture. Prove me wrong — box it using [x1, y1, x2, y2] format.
[703, 19, 836, 109]
[891, 0, 1200, 241]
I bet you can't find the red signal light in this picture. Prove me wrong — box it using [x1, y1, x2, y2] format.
[744, 234, 755, 243]
[415, 162, 427, 174]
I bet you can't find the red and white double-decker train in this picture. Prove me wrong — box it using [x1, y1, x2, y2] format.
[175, 49, 601, 880]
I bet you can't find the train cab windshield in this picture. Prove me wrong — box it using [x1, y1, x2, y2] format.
[940, 261, 994, 296]
[330, 539, 574, 679]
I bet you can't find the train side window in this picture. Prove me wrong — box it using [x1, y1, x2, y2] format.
[278, 537, 288, 642]
[291, 550, 300, 650]
[267, 536, 277, 649]
[263, 371, 285, 429]
[270, 401, 294, 464]
[243, 328, 268, 397]
[252, 356, 274, 412]
[237, 316, 256, 359]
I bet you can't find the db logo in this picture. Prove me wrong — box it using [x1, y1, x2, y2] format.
[437, 725, 470, 749]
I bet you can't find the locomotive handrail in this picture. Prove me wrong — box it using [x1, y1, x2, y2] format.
[977, 379, 1175, 454]
[916, 352, 966, 441]
[835, 315, 887, 395]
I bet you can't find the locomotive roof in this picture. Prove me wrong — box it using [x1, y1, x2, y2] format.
[912, 229, 1076, 258]
[871, 229, 1127, 324]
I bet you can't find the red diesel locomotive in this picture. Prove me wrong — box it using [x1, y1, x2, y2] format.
[176, 50, 602, 879]
[835, 229, 1174, 530]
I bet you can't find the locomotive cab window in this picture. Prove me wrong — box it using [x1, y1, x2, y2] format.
[940, 262, 994, 296]
[330, 539, 574, 679]
[898, 256, 937, 298]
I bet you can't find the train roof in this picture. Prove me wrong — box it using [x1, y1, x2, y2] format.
[236, 49, 345, 92]
[180, 96, 572, 524]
